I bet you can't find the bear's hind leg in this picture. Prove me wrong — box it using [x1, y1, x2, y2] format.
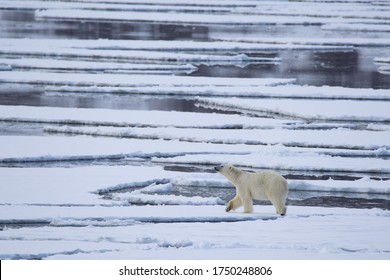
[226, 195, 242, 212]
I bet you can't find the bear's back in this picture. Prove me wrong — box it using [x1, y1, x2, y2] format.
[252, 170, 287, 190]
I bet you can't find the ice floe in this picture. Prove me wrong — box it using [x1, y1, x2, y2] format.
[198, 98, 390, 122]
[172, 173, 390, 194]
[0, 38, 338, 54]
[0, 0, 261, 11]
[3, 205, 274, 226]
[0, 71, 293, 88]
[43, 84, 390, 99]
[0, 135, 249, 163]
[0, 58, 198, 75]
[43, 125, 390, 151]
[322, 23, 390, 32]
[234, 1, 390, 20]
[35, 7, 390, 27]
[1, 205, 389, 259]
[0, 165, 180, 205]
[212, 36, 390, 47]
[153, 152, 390, 174]
[0, 38, 284, 65]
[0, 105, 290, 129]
[375, 57, 390, 75]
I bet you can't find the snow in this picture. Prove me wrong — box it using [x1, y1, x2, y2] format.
[0, 105, 289, 128]
[212, 36, 390, 47]
[35, 7, 390, 26]
[0, 39, 282, 66]
[376, 57, 390, 64]
[173, 174, 390, 194]
[1, 0, 390, 261]
[199, 98, 390, 122]
[1, 134, 388, 175]
[1, 205, 280, 225]
[235, 2, 390, 20]
[375, 57, 390, 75]
[1, 132, 388, 259]
[1, 206, 389, 260]
[0, 71, 293, 88]
[42, 125, 390, 150]
[322, 23, 390, 32]
[0, 135, 248, 163]
[0, 166, 179, 206]
[112, 192, 224, 206]
[0, 58, 198, 75]
[44, 84, 390, 98]
[153, 153, 389, 174]
[1, 90, 388, 265]
[288, 178, 390, 194]
[0, 0, 261, 11]
[0, 38, 346, 53]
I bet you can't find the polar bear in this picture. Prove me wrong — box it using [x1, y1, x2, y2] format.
[214, 165, 288, 215]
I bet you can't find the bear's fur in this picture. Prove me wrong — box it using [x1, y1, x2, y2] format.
[214, 165, 288, 215]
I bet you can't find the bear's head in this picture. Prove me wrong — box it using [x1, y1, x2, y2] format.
[214, 164, 241, 178]
[214, 165, 242, 183]
[214, 164, 233, 173]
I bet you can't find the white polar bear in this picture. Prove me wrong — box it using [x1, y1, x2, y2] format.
[214, 165, 288, 215]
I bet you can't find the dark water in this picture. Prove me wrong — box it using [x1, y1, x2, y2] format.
[0, 85, 216, 112]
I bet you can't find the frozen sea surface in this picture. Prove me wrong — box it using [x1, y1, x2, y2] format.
[0, 0, 389, 260]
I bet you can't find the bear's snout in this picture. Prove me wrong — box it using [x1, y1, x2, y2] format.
[214, 166, 222, 172]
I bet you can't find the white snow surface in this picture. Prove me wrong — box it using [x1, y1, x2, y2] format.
[0, 71, 293, 88]
[1, 134, 388, 174]
[199, 98, 390, 122]
[0, 58, 198, 74]
[2, 164, 387, 260]
[213, 36, 390, 47]
[1, 205, 389, 260]
[0, 105, 289, 128]
[43, 84, 390, 99]
[43, 125, 390, 149]
[0, 38, 283, 66]
[35, 7, 390, 26]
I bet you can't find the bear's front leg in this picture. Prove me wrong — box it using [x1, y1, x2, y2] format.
[243, 199, 253, 213]
[238, 191, 253, 213]
[225, 195, 242, 212]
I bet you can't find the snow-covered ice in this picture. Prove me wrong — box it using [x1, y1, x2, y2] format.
[0, 38, 283, 65]
[0, 71, 294, 88]
[1, 205, 389, 260]
[375, 57, 390, 75]
[0, 0, 389, 261]
[35, 6, 390, 26]
[0, 58, 198, 75]
[43, 124, 390, 149]
[212, 36, 390, 48]
[199, 98, 390, 122]
[0, 105, 290, 128]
